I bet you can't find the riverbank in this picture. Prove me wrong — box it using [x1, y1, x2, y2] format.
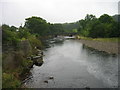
[2, 39, 44, 88]
[76, 36, 119, 55]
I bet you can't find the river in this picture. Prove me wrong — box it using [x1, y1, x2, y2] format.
[24, 36, 118, 88]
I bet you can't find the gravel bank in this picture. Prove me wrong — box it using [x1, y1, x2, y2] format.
[79, 39, 119, 55]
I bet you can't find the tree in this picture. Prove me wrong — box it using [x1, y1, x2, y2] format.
[10, 26, 18, 32]
[106, 22, 120, 37]
[99, 14, 114, 23]
[18, 26, 30, 39]
[85, 14, 96, 22]
[78, 14, 119, 38]
[78, 14, 97, 36]
[2, 24, 20, 46]
[24, 16, 50, 36]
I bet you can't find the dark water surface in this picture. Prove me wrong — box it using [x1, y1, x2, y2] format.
[25, 37, 118, 88]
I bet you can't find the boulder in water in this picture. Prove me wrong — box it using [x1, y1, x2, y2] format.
[34, 58, 43, 66]
[49, 76, 54, 79]
[44, 80, 48, 83]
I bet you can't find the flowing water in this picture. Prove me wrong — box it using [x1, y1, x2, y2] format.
[24, 36, 118, 88]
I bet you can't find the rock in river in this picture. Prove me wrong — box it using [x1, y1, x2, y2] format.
[34, 58, 43, 66]
[49, 76, 54, 79]
[44, 80, 48, 83]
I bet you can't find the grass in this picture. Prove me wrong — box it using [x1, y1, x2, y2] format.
[76, 35, 120, 42]
[2, 73, 21, 88]
[92, 38, 119, 42]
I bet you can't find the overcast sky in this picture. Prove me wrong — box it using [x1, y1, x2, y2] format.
[0, 0, 119, 27]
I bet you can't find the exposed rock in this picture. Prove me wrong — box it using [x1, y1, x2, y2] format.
[34, 59, 43, 66]
[30, 49, 44, 66]
[44, 80, 48, 83]
[32, 56, 42, 59]
[37, 50, 43, 56]
[27, 57, 31, 60]
[49, 76, 54, 79]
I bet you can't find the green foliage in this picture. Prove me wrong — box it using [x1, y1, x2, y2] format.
[2, 51, 34, 88]
[49, 24, 65, 35]
[88, 20, 105, 38]
[28, 35, 43, 49]
[25, 16, 50, 36]
[85, 14, 96, 22]
[78, 19, 86, 31]
[2, 24, 40, 88]
[77, 36, 119, 42]
[93, 38, 119, 42]
[22, 59, 33, 67]
[72, 29, 77, 33]
[10, 26, 18, 32]
[99, 14, 114, 23]
[2, 24, 20, 46]
[2, 73, 21, 88]
[19, 59, 33, 76]
[18, 26, 31, 39]
[24, 16, 79, 36]
[62, 22, 79, 31]
[78, 14, 119, 38]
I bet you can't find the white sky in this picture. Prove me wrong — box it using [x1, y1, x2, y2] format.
[0, 0, 119, 27]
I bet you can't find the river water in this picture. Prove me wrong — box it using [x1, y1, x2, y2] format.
[24, 36, 118, 88]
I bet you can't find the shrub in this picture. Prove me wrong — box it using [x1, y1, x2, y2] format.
[2, 73, 21, 88]
[28, 35, 43, 49]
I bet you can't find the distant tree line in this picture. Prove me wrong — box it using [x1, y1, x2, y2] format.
[78, 14, 120, 38]
[2, 14, 120, 47]
[24, 16, 78, 36]
[24, 14, 120, 38]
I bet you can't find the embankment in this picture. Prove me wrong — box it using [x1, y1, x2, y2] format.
[79, 39, 119, 55]
[2, 39, 43, 88]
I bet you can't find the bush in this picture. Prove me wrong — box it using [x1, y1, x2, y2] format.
[2, 25, 20, 46]
[28, 35, 43, 49]
[22, 59, 33, 68]
[2, 73, 21, 88]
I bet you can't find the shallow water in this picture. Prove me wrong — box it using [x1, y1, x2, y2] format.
[25, 37, 118, 88]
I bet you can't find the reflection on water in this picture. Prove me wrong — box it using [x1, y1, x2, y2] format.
[25, 37, 118, 88]
[82, 44, 118, 87]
